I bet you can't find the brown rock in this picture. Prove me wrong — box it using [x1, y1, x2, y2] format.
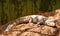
[56, 20, 60, 29]
[0, 23, 58, 36]
[41, 26, 57, 35]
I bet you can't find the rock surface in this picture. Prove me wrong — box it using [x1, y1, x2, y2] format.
[0, 23, 59, 36]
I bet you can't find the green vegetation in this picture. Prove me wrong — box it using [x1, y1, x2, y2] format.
[0, 0, 60, 25]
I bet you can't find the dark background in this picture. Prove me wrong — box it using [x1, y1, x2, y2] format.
[0, 0, 60, 25]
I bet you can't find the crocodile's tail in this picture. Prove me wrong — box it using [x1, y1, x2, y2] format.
[4, 16, 30, 32]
